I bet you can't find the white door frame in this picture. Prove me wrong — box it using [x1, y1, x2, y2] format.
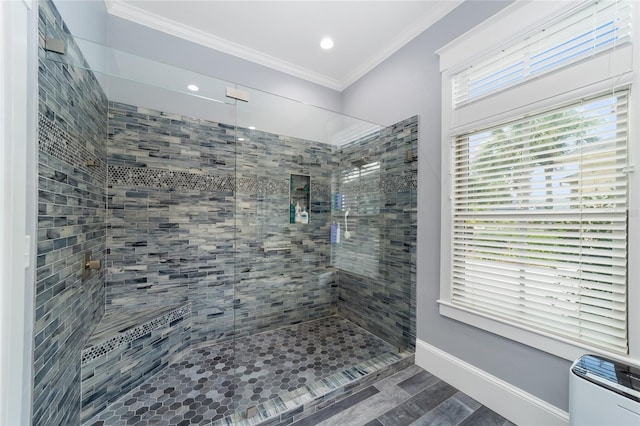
[0, 0, 37, 424]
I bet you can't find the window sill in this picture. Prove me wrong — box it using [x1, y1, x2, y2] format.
[437, 299, 636, 365]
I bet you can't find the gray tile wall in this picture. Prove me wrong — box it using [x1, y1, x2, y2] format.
[106, 102, 337, 348]
[34, 1, 108, 424]
[232, 129, 336, 339]
[106, 105, 416, 354]
[335, 116, 418, 351]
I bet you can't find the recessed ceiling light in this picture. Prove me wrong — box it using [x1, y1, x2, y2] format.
[238, 137, 245, 141]
[248, 126, 256, 130]
[320, 37, 334, 50]
[187, 84, 199, 92]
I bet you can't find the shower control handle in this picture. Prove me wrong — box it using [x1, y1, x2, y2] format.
[86, 260, 101, 270]
[82, 251, 101, 282]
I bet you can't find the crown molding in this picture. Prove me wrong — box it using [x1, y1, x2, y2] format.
[105, 0, 343, 90]
[341, 0, 463, 89]
[105, 0, 460, 92]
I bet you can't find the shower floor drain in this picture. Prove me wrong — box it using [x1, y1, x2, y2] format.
[84, 315, 399, 426]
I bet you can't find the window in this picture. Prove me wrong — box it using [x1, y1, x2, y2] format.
[452, 0, 632, 107]
[452, 91, 629, 354]
[438, 0, 638, 360]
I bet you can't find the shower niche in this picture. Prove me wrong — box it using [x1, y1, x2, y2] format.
[289, 173, 310, 224]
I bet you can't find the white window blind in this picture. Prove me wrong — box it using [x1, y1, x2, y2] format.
[452, 0, 632, 108]
[451, 90, 629, 354]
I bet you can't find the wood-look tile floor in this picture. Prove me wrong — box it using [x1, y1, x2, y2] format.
[291, 364, 516, 426]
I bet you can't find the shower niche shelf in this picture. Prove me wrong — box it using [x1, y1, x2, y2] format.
[290, 174, 310, 224]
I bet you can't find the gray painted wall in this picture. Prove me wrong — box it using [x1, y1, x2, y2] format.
[341, 0, 571, 412]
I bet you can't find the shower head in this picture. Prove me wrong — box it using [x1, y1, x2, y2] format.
[351, 156, 371, 168]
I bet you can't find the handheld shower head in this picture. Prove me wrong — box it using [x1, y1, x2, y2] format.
[344, 208, 351, 239]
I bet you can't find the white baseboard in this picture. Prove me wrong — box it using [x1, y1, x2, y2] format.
[415, 339, 569, 426]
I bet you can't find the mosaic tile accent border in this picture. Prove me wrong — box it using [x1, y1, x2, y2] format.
[236, 176, 288, 194]
[81, 303, 191, 365]
[108, 166, 235, 192]
[343, 172, 417, 196]
[39, 113, 107, 182]
[381, 173, 418, 192]
[213, 351, 411, 426]
[109, 165, 410, 195]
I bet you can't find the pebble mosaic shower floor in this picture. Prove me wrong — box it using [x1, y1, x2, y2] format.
[85, 316, 404, 426]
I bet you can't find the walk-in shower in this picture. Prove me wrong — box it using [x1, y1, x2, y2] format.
[34, 1, 417, 424]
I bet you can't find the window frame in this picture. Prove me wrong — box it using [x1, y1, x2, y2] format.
[437, 0, 640, 363]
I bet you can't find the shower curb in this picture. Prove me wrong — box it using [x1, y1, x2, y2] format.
[213, 351, 415, 426]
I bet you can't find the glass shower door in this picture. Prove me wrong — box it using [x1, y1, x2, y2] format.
[41, 33, 248, 424]
[229, 86, 406, 424]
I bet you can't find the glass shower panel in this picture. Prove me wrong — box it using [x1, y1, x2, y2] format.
[230, 86, 415, 422]
[43, 39, 247, 420]
[332, 117, 418, 353]
[233, 85, 386, 341]
[45, 36, 235, 124]
[233, 86, 350, 338]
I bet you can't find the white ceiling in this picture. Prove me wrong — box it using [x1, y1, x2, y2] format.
[105, 0, 463, 91]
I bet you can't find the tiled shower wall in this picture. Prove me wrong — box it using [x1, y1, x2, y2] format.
[106, 102, 336, 347]
[335, 116, 418, 351]
[232, 128, 336, 337]
[106, 105, 416, 352]
[34, 1, 108, 424]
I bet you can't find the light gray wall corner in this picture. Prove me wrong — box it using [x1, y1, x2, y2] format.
[52, 0, 108, 45]
[342, 0, 571, 413]
[106, 16, 342, 112]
